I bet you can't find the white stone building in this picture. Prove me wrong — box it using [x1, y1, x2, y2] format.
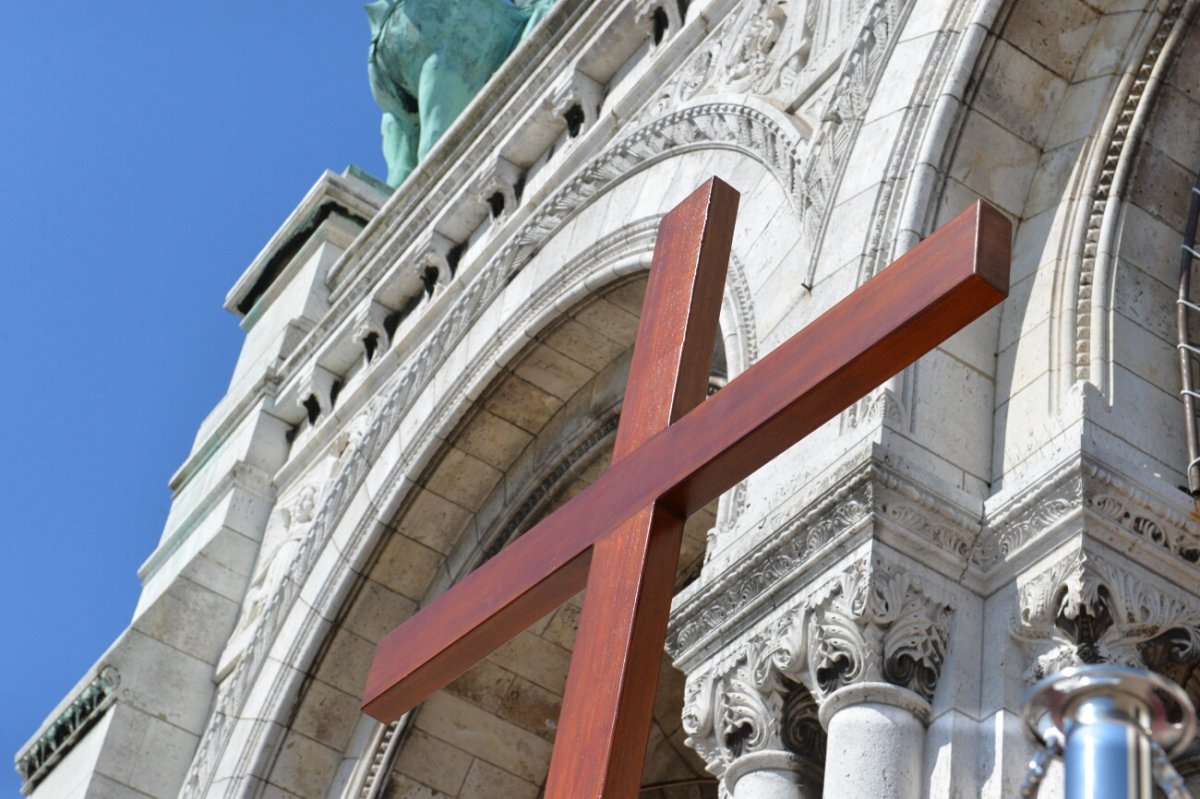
[16, 0, 1200, 796]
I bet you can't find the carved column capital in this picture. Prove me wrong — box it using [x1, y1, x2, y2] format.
[806, 559, 951, 703]
[1013, 547, 1200, 683]
[682, 623, 825, 782]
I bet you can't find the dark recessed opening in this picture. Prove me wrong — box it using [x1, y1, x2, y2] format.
[653, 7, 669, 44]
[565, 104, 585, 138]
[364, 332, 379, 362]
[677, 0, 688, 23]
[447, 243, 464, 278]
[330, 381, 342, 408]
[708, 334, 728, 396]
[303, 395, 321, 425]
[383, 310, 401, 339]
[422, 265, 440, 296]
[488, 191, 506, 219]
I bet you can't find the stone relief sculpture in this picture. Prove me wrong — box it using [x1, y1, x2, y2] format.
[367, 0, 556, 186]
[234, 486, 317, 641]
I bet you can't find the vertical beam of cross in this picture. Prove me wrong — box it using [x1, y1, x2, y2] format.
[361, 182, 1010, 799]
[542, 180, 738, 797]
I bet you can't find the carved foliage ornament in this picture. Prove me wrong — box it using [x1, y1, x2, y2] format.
[669, 462, 974, 661]
[973, 458, 1200, 572]
[682, 617, 824, 776]
[1013, 549, 1200, 682]
[682, 559, 950, 774]
[808, 560, 950, 700]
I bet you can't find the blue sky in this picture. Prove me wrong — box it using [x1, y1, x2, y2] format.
[1, 5, 384, 793]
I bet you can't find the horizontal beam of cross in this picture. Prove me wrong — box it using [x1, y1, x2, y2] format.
[362, 200, 1010, 722]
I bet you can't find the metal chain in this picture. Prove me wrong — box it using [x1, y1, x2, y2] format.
[1152, 742, 1195, 799]
[1020, 735, 1063, 798]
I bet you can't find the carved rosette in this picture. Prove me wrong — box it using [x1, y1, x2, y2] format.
[807, 560, 950, 701]
[1013, 547, 1200, 683]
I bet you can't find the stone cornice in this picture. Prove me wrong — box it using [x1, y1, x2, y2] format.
[973, 450, 1200, 588]
[667, 455, 977, 668]
[16, 666, 120, 795]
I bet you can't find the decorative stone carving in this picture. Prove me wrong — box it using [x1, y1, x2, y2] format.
[17, 666, 120, 794]
[671, 478, 871, 656]
[352, 300, 393, 365]
[807, 560, 950, 701]
[840, 386, 907, 433]
[634, 0, 914, 290]
[669, 461, 975, 661]
[644, 0, 876, 112]
[345, 716, 413, 799]
[633, 0, 683, 45]
[1013, 547, 1200, 682]
[297, 364, 338, 422]
[682, 557, 950, 786]
[217, 485, 320, 680]
[1069, 0, 1188, 387]
[682, 621, 824, 780]
[796, 0, 912, 289]
[975, 465, 1083, 572]
[973, 456, 1200, 572]
[546, 68, 604, 138]
[475, 156, 524, 221]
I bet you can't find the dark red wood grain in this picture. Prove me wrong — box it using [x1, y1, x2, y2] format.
[543, 179, 738, 798]
[361, 191, 1011, 794]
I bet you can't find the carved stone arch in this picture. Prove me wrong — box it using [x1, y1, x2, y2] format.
[1103, 4, 1200, 486]
[501, 96, 810, 279]
[182, 147, 778, 791]
[849, 0, 1200, 491]
[1056, 0, 1197, 404]
[927, 0, 1198, 478]
[259, 283, 728, 797]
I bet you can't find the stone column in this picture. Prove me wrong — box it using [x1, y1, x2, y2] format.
[806, 561, 951, 799]
[818, 683, 931, 797]
[725, 751, 817, 798]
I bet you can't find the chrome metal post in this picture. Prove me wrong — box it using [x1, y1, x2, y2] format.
[1021, 665, 1197, 799]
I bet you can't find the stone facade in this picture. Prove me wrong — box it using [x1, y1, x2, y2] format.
[17, 0, 1200, 797]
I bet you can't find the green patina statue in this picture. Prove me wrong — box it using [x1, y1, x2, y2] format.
[367, 0, 555, 187]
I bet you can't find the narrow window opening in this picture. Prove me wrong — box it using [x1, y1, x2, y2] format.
[488, 191, 506, 219]
[303, 395, 321, 425]
[653, 7, 669, 44]
[363, 332, 379, 363]
[565, 104, 585, 138]
[677, 0, 689, 23]
[330, 380, 343, 408]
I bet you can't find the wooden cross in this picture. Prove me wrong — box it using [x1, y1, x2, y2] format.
[362, 178, 1010, 796]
